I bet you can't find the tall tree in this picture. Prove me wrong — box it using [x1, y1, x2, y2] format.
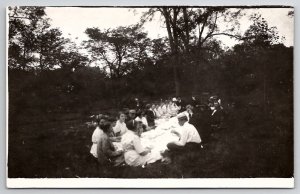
[8, 6, 79, 71]
[242, 13, 284, 112]
[141, 7, 244, 96]
[84, 24, 151, 105]
[84, 24, 151, 79]
[8, 6, 46, 69]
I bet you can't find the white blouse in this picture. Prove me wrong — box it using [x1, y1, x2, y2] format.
[178, 122, 201, 145]
[90, 127, 103, 158]
[113, 120, 128, 136]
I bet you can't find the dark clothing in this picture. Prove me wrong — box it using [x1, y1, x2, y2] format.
[176, 100, 185, 111]
[126, 119, 136, 131]
[167, 142, 200, 152]
[210, 108, 225, 126]
[189, 112, 200, 129]
[97, 133, 123, 166]
[189, 108, 212, 144]
[164, 142, 201, 161]
[191, 99, 199, 108]
[145, 109, 155, 127]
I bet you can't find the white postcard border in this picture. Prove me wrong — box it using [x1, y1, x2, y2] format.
[7, 178, 294, 188]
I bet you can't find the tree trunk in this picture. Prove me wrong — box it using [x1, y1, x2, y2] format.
[162, 8, 181, 96]
[173, 55, 180, 96]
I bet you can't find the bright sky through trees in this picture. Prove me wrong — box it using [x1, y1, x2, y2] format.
[45, 7, 294, 48]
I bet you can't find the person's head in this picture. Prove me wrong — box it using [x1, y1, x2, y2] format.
[107, 116, 117, 130]
[95, 115, 106, 128]
[172, 97, 177, 102]
[177, 114, 188, 126]
[141, 110, 146, 117]
[99, 118, 106, 128]
[102, 122, 112, 134]
[128, 109, 136, 119]
[151, 104, 156, 109]
[186, 104, 193, 111]
[214, 101, 220, 107]
[136, 110, 142, 118]
[118, 112, 126, 123]
[134, 121, 144, 136]
[145, 104, 151, 110]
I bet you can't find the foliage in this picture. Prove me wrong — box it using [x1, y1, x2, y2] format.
[8, 6, 88, 71]
[84, 24, 151, 79]
[140, 7, 245, 95]
[244, 14, 282, 47]
[8, 6, 292, 116]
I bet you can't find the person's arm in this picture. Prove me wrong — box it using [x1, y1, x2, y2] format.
[97, 138, 105, 163]
[176, 128, 189, 146]
[133, 136, 150, 156]
[109, 136, 121, 142]
[103, 137, 122, 157]
[171, 129, 181, 137]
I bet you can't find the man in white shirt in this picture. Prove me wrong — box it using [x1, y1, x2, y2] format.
[162, 113, 201, 163]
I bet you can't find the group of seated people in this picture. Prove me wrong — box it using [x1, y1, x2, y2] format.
[89, 98, 204, 168]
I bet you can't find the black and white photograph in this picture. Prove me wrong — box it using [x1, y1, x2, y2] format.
[6, 6, 294, 188]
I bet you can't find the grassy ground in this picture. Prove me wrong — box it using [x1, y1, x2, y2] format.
[7, 104, 293, 178]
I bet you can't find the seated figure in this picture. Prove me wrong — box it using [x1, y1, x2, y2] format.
[162, 113, 202, 163]
[121, 121, 160, 166]
[97, 123, 124, 166]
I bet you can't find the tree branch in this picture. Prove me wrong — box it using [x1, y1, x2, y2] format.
[201, 11, 218, 46]
[207, 32, 243, 40]
[198, 13, 209, 46]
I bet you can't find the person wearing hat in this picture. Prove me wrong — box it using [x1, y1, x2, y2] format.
[162, 113, 201, 163]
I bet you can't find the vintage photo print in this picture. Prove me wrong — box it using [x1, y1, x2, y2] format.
[6, 6, 294, 188]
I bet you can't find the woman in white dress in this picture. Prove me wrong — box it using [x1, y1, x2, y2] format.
[90, 116, 105, 158]
[113, 112, 128, 136]
[121, 121, 161, 166]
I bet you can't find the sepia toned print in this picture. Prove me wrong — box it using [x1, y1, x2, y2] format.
[7, 6, 294, 187]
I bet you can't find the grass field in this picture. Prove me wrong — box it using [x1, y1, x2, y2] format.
[7, 104, 293, 178]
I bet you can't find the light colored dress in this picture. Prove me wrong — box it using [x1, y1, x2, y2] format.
[121, 131, 161, 166]
[90, 126, 103, 158]
[113, 120, 128, 136]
